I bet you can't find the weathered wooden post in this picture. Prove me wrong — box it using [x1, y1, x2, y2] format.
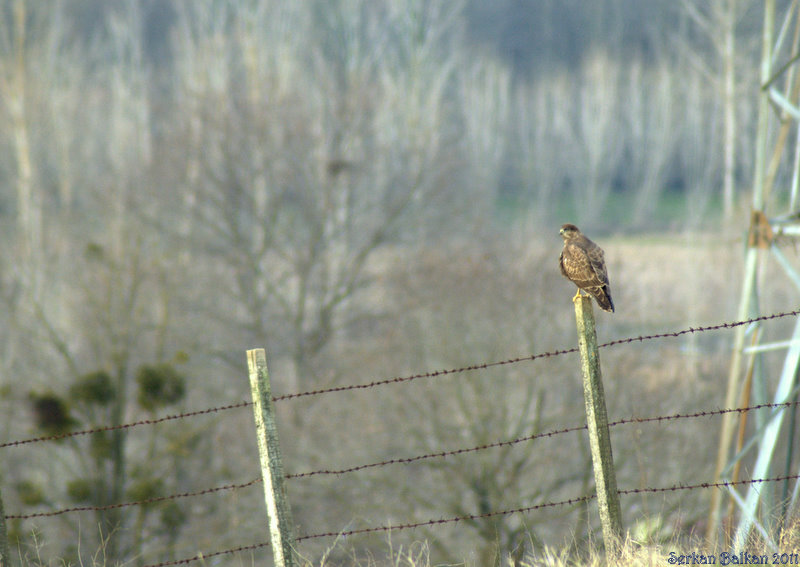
[573, 294, 623, 555]
[0, 483, 10, 567]
[246, 349, 297, 567]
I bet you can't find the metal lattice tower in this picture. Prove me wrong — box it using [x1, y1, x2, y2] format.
[707, 0, 800, 550]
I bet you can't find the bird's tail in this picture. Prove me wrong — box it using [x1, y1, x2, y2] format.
[591, 286, 615, 313]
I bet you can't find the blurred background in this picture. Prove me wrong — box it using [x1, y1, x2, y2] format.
[0, 1, 795, 565]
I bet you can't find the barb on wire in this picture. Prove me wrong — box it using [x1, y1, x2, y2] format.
[287, 400, 800, 480]
[141, 541, 270, 567]
[298, 472, 800, 543]
[275, 308, 800, 402]
[296, 493, 596, 542]
[599, 308, 800, 348]
[273, 348, 579, 402]
[0, 401, 251, 449]
[288, 424, 587, 479]
[619, 473, 800, 497]
[611, 400, 800, 429]
[5, 478, 263, 520]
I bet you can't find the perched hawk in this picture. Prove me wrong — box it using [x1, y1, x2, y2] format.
[559, 224, 614, 313]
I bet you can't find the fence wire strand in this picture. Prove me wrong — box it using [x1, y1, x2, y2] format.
[288, 400, 800, 480]
[0, 401, 252, 449]
[5, 478, 263, 520]
[141, 541, 269, 567]
[18, 400, 800, 523]
[274, 308, 800, 402]
[297, 472, 800, 542]
[3, 308, 797, 451]
[8, 399, 800, 522]
[141, 472, 800, 567]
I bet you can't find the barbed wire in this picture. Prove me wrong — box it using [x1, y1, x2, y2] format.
[15, 400, 798, 522]
[138, 493, 599, 567]
[296, 494, 596, 542]
[3, 308, 797, 451]
[141, 541, 270, 567]
[287, 400, 800, 479]
[141, 472, 800, 567]
[0, 401, 252, 449]
[296, 472, 800, 542]
[286, 424, 586, 479]
[5, 478, 263, 520]
[600, 308, 800, 348]
[612, 401, 800, 428]
[273, 351, 579, 402]
[619, 473, 800, 497]
[274, 308, 800, 402]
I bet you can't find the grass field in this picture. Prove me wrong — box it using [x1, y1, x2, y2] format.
[301, 518, 800, 566]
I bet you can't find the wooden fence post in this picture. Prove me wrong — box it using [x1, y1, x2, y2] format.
[573, 295, 623, 555]
[247, 349, 297, 567]
[0, 483, 10, 567]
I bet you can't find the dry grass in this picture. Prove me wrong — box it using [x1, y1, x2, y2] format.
[13, 527, 799, 567]
[301, 517, 800, 566]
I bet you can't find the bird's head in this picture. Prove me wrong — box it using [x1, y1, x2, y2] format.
[560, 223, 580, 240]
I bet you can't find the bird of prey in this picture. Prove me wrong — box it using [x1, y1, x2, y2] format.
[559, 224, 614, 313]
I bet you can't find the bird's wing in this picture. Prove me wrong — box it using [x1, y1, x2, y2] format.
[586, 243, 610, 287]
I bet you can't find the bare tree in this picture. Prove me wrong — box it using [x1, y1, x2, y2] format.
[514, 54, 626, 230]
[0, 0, 41, 258]
[169, 0, 466, 389]
[679, 0, 755, 221]
[624, 59, 679, 226]
[679, 68, 723, 228]
[514, 71, 576, 223]
[0, 3, 194, 562]
[571, 52, 625, 227]
[460, 57, 512, 214]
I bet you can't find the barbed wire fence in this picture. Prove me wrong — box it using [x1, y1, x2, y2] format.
[1, 308, 799, 566]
